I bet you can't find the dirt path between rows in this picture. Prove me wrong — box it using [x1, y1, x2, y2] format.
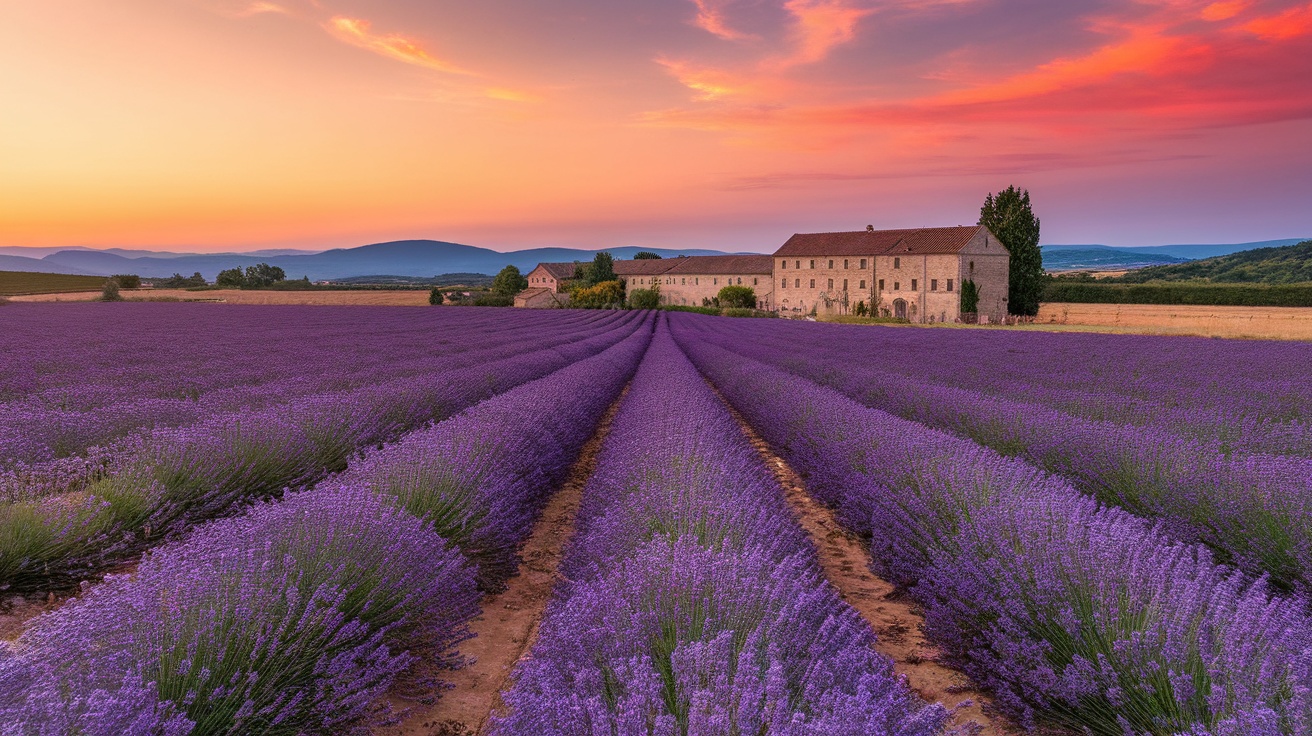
[714, 386, 1022, 736]
[376, 386, 627, 736]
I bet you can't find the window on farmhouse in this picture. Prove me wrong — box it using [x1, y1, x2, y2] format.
[809, 260, 815, 269]
[894, 257, 901, 269]
[682, 278, 686, 285]
[844, 259, 849, 269]
[947, 279, 954, 292]
[878, 279, 884, 291]
[894, 282, 900, 290]
[860, 280, 866, 289]
[782, 278, 787, 288]
[795, 278, 800, 288]
[781, 260, 786, 269]
[753, 278, 758, 285]
[828, 260, 834, 269]
[843, 279, 848, 290]
[809, 279, 815, 288]
[912, 279, 918, 290]
[931, 279, 938, 291]
[795, 260, 800, 269]
[860, 259, 867, 269]
[828, 279, 834, 289]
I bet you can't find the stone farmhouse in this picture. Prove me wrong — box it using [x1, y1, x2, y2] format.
[519, 225, 1009, 323]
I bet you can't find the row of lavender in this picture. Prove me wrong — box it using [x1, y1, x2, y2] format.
[671, 316, 1312, 735]
[715, 318, 1312, 455]
[0, 309, 628, 504]
[1, 304, 597, 408]
[0, 310, 644, 593]
[0, 306, 611, 467]
[493, 323, 952, 735]
[734, 318, 1312, 429]
[0, 316, 653, 734]
[676, 315, 1312, 596]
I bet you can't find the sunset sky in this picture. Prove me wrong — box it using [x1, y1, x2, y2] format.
[2, 0, 1310, 253]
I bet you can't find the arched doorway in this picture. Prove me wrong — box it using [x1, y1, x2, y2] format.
[893, 299, 907, 319]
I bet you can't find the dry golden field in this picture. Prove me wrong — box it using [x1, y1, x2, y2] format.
[8, 288, 431, 306]
[1034, 302, 1312, 340]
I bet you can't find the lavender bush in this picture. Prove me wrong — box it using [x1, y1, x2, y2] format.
[0, 485, 480, 734]
[672, 317, 1312, 735]
[493, 321, 950, 735]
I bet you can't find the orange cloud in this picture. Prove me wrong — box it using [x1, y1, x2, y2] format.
[690, 0, 753, 41]
[325, 17, 473, 75]
[657, 57, 755, 100]
[767, 0, 873, 69]
[1242, 2, 1312, 39]
[939, 28, 1208, 105]
[1200, 1, 1250, 21]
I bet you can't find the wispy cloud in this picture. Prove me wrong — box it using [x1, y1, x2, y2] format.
[689, 0, 755, 40]
[237, 2, 291, 16]
[765, 0, 872, 69]
[324, 16, 474, 75]
[656, 57, 758, 100]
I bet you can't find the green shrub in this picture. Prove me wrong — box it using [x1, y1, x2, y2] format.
[661, 305, 721, 315]
[111, 274, 141, 289]
[717, 285, 756, 309]
[472, 293, 514, 307]
[628, 288, 660, 309]
[99, 280, 124, 302]
[571, 280, 624, 309]
[429, 288, 444, 305]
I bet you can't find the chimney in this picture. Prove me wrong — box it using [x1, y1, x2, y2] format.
[866, 225, 874, 232]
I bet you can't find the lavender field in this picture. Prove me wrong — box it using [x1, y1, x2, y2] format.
[1, 303, 1310, 735]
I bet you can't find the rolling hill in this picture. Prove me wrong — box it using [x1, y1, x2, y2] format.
[1111, 240, 1312, 284]
[20, 241, 740, 281]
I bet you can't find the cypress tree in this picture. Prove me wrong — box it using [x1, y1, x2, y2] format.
[980, 186, 1043, 316]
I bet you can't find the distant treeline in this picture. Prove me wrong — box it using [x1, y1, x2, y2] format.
[1043, 281, 1312, 307]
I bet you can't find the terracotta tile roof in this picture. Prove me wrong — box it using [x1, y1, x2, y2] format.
[534, 262, 583, 280]
[774, 226, 983, 257]
[662, 254, 774, 275]
[613, 259, 678, 276]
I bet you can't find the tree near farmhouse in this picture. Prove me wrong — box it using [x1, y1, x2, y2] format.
[979, 186, 1042, 316]
[589, 252, 617, 285]
[633, 251, 662, 260]
[491, 265, 529, 296]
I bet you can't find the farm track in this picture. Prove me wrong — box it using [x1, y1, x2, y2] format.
[375, 384, 629, 736]
[713, 381, 1024, 736]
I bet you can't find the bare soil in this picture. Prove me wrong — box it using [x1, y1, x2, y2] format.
[717, 389, 1023, 736]
[0, 593, 63, 641]
[9, 289, 431, 306]
[376, 387, 626, 736]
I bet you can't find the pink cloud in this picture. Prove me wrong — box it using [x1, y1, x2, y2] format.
[689, 0, 755, 40]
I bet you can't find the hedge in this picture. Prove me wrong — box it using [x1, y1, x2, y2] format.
[1042, 282, 1312, 307]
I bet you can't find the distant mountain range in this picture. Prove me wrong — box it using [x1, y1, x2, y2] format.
[1, 237, 1307, 281]
[0, 241, 739, 281]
